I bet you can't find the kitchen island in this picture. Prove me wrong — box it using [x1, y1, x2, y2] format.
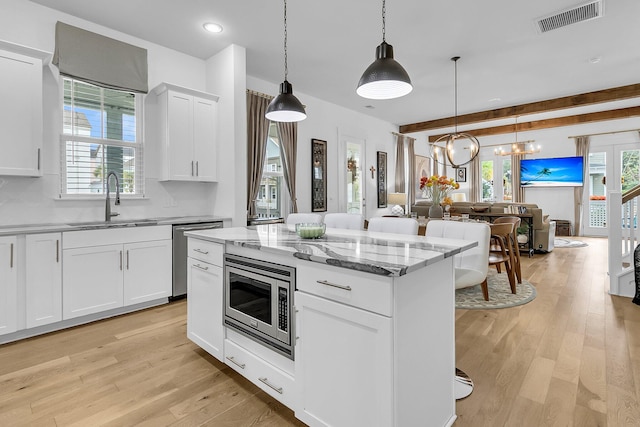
[186, 224, 476, 427]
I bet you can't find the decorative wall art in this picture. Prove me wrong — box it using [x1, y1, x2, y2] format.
[415, 155, 431, 198]
[311, 138, 327, 212]
[377, 151, 387, 208]
[456, 167, 467, 183]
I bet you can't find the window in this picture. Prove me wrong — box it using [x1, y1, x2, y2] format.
[482, 160, 494, 202]
[60, 77, 143, 197]
[256, 122, 285, 218]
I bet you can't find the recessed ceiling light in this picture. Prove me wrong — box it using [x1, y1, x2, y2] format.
[203, 22, 223, 33]
[488, 97, 501, 103]
[589, 56, 602, 64]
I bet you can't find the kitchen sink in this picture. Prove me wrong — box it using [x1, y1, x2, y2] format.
[68, 219, 158, 230]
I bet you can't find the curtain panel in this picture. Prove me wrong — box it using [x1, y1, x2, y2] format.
[278, 122, 298, 214]
[574, 136, 590, 236]
[53, 22, 148, 93]
[407, 138, 416, 206]
[394, 134, 405, 193]
[512, 146, 526, 203]
[246, 92, 271, 217]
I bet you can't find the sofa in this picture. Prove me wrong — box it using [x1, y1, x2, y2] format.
[411, 200, 556, 252]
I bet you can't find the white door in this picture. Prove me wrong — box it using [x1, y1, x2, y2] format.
[167, 91, 195, 180]
[187, 258, 224, 360]
[123, 240, 172, 305]
[63, 244, 124, 319]
[0, 236, 18, 335]
[294, 291, 393, 427]
[338, 135, 366, 214]
[583, 144, 640, 236]
[193, 97, 218, 182]
[25, 233, 62, 328]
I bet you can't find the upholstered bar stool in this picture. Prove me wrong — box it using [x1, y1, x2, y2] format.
[324, 213, 365, 230]
[285, 213, 322, 225]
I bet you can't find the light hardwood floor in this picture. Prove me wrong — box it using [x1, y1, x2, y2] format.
[1, 237, 639, 426]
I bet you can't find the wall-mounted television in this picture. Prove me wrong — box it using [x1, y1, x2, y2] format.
[520, 156, 584, 187]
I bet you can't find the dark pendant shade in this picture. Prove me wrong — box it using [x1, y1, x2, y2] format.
[265, 80, 307, 122]
[357, 41, 412, 100]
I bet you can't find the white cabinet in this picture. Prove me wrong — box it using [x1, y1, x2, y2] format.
[187, 238, 224, 360]
[0, 236, 18, 335]
[294, 291, 393, 427]
[154, 83, 219, 182]
[63, 226, 172, 320]
[123, 240, 172, 305]
[0, 42, 48, 177]
[25, 233, 62, 328]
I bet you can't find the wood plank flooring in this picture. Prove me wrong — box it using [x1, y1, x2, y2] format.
[1, 236, 639, 426]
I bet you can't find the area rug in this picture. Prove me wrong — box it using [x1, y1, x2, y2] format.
[554, 238, 588, 248]
[455, 272, 537, 309]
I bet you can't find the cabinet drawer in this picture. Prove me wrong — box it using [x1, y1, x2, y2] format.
[296, 262, 393, 316]
[224, 339, 296, 408]
[188, 238, 223, 266]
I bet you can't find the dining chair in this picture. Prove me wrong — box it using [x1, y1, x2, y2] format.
[323, 213, 365, 230]
[493, 216, 522, 284]
[488, 222, 517, 294]
[366, 217, 419, 235]
[285, 213, 322, 225]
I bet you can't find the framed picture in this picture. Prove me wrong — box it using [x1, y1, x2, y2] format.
[415, 155, 431, 198]
[311, 139, 327, 212]
[377, 151, 387, 208]
[456, 167, 467, 183]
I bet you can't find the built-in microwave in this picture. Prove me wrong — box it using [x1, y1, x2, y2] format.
[224, 253, 295, 359]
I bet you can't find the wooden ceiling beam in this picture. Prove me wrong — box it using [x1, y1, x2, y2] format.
[427, 106, 640, 142]
[400, 83, 640, 134]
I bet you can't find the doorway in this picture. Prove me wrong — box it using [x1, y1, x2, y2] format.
[338, 135, 365, 215]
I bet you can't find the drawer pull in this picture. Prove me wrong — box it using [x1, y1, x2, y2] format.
[226, 356, 245, 369]
[193, 248, 209, 255]
[194, 264, 209, 271]
[259, 377, 283, 394]
[317, 280, 352, 291]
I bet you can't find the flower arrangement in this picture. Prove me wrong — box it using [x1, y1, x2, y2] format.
[420, 175, 460, 205]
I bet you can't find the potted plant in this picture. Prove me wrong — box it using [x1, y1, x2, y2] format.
[516, 223, 530, 244]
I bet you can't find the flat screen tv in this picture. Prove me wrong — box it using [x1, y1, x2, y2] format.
[520, 156, 584, 187]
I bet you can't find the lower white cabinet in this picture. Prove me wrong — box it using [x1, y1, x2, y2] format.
[187, 257, 224, 359]
[63, 244, 124, 319]
[187, 238, 224, 360]
[0, 236, 18, 335]
[63, 226, 172, 320]
[25, 233, 62, 328]
[294, 291, 393, 427]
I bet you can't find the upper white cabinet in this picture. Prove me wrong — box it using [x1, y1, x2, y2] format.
[153, 83, 219, 182]
[0, 236, 18, 335]
[25, 233, 62, 328]
[0, 41, 49, 177]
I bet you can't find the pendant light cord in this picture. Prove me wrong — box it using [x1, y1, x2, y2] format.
[382, 0, 386, 42]
[453, 56, 459, 133]
[283, 0, 288, 81]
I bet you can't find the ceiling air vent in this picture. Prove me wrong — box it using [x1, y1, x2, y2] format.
[535, 1, 604, 33]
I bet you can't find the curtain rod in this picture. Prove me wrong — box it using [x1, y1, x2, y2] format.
[246, 89, 274, 100]
[568, 128, 640, 139]
[391, 131, 416, 142]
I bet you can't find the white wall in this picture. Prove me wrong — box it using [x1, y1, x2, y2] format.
[0, 0, 234, 226]
[246, 76, 399, 220]
[411, 115, 640, 226]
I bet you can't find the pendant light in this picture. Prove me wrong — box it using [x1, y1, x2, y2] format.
[265, 0, 306, 122]
[430, 56, 480, 169]
[494, 116, 541, 156]
[357, 0, 412, 100]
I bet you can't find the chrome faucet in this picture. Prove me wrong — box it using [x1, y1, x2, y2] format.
[105, 171, 121, 222]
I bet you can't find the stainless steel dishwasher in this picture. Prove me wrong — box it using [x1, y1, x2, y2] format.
[172, 221, 223, 299]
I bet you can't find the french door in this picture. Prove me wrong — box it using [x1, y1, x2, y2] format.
[582, 143, 640, 236]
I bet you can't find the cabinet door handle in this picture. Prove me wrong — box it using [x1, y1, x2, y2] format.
[196, 161, 199, 176]
[119, 250, 123, 270]
[226, 356, 245, 369]
[317, 280, 352, 291]
[259, 377, 283, 394]
[126, 250, 130, 270]
[193, 248, 209, 255]
[56, 239, 59, 263]
[10, 243, 14, 268]
[194, 263, 209, 271]
[191, 160, 194, 176]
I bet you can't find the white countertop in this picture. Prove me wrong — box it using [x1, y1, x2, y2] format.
[186, 224, 477, 277]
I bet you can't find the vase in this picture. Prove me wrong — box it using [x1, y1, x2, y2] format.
[429, 204, 443, 219]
